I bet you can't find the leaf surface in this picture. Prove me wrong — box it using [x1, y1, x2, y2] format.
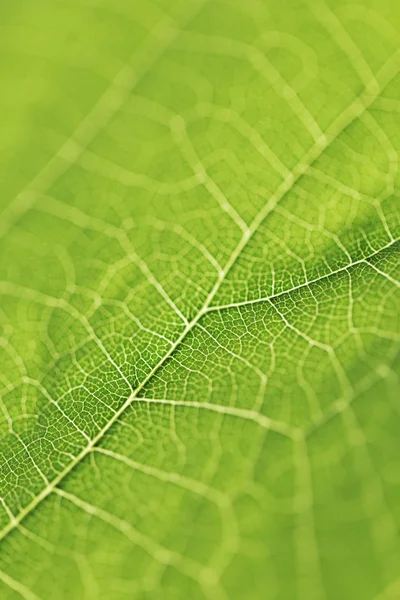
[0, 1, 400, 599]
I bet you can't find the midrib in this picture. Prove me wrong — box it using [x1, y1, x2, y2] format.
[1, 32, 399, 546]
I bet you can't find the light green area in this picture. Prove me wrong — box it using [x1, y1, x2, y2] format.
[0, 0, 400, 598]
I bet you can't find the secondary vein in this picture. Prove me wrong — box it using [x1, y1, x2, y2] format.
[1, 29, 399, 548]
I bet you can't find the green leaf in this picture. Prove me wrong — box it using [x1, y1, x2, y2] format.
[0, 1, 399, 599]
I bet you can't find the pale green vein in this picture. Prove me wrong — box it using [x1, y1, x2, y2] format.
[0, 0, 209, 240]
[0, 31, 399, 560]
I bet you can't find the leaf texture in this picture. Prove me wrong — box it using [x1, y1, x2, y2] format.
[0, 1, 400, 599]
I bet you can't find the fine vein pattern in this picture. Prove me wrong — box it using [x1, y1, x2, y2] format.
[0, 1, 399, 599]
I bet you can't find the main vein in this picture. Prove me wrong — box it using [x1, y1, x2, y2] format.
[1, 35, 399, 546]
